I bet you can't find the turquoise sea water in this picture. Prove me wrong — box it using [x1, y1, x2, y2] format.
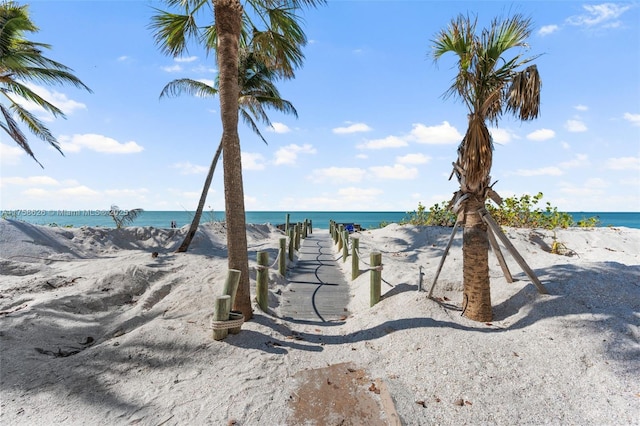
[2, 210, 639, 230]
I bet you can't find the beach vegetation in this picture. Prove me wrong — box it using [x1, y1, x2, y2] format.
[432, 13, 542, 322]
[151, 0, 325, 321]
[109, 205, 144, 229]
[0, 1, 91, 167]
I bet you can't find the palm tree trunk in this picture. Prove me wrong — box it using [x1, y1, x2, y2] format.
[462, 196, 492, 322]
[215, 0, 252, 320]
[175, 141, 223, 253]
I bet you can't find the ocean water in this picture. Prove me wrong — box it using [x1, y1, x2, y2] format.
[2, 210, 639, 230]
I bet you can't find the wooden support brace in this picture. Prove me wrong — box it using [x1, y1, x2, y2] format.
[479, 210, 548, 294]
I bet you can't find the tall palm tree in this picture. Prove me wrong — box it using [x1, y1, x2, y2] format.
[151, 0, 323, 320]
[160, 47, 298, 253]
[0, 1, 91, 168]
[432, 14, 542, 322]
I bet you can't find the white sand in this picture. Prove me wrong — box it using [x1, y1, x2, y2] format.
[0, 219, 638, 425]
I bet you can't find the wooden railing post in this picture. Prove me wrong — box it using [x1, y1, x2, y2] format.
[278, 237, 286, 276]
[295, 223, 301, 250]
[222, 269, 241, 334]
[256, 251, 269, 312]
[370, 252, 382, 307]
[351, 236, 360, 280]
[288, 228, 295, 261]
[285, 213, 290, 233]
[342, 230, 349, 262]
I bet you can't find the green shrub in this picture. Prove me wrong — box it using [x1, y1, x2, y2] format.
[408, 192, 598, 229]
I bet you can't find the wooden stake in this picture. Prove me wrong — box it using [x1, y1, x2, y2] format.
[480, 210, 548, 294]
[428, 222, 460, 299]
[486, 225, 514, 283]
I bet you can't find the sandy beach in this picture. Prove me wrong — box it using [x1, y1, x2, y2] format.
[0, 219, 638, 425]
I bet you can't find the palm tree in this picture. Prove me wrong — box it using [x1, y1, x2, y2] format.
[432, 14, 542, 322]
[160, 47, 298, 253]
[0, 1, 91, 168]
[151, 0, 323, 320]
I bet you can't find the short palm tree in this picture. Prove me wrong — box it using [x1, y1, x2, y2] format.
[161, 46, 298, 253]
[0, 1, 91, 167]
[432, 14, 542, 322]
[151, 0, 323, 320]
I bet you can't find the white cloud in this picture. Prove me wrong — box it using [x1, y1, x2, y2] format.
[623, 112, 640, 126]
[171, 162, 208, 175]
[57, 185, 100, 197]
[559, 178, 608, 196]
[59, 134, 144, 154]
[512, 167, 563, 176]
[0, 175, 60, 186]
[309, 167, 366, 183]
[268, 122, 291, 134]
[336, 187, 383, 202]
[357, 136, 407, 150]
[273, 143, 316, 165]
[526, 128, 555, 141]
[0, 143, 24, 165]
[604, 156, 640, 171]
[332, 122, 372, 134]
[396, 153, 430, 165]
[242, 152, 266, 171]
[104, 188, 149, 197]
[409, 121, 462, 145]
[117, 55, 129, 62]
[161, 64, 183, 73]
[538, 25, 559, 36]
[566, 3, 632, 28]
[175, 56, 198, 63]
[369, 164, 419, 180]
[489, 127, 515, 144]
[565, 119, 587, 132]
[574, 104, 589, 111]
[559, 154, 590, 168]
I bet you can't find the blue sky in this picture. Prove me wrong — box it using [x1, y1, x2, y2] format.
[1, 0, 639, 213]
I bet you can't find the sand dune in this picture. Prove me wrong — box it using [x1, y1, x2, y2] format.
[1, 219, 638, 425]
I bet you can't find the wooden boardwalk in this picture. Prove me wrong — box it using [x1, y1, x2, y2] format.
[280, 231, 350, 323]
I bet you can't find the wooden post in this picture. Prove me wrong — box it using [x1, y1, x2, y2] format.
[213, 295, 231, 340]
[351, 235, 360, 280]
[256, 251, 269, 312]
[370, 252, 382, 307]
[278, 237, 286, 276]
[285, 213, 290, 233]
[302, 219, 308, 239]
[342, 230, 349, 262]
[337, 225, 344, 251]
[309, 219, 313, 234]
[288, 228, 295, 261]
[295, 223, 301, 250]
[223, 269, 241, 307]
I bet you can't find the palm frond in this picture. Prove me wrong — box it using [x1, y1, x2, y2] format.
[160, 78, 218, 98]
[0, 102, 43, 167]
[506, 64, 541, 120]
